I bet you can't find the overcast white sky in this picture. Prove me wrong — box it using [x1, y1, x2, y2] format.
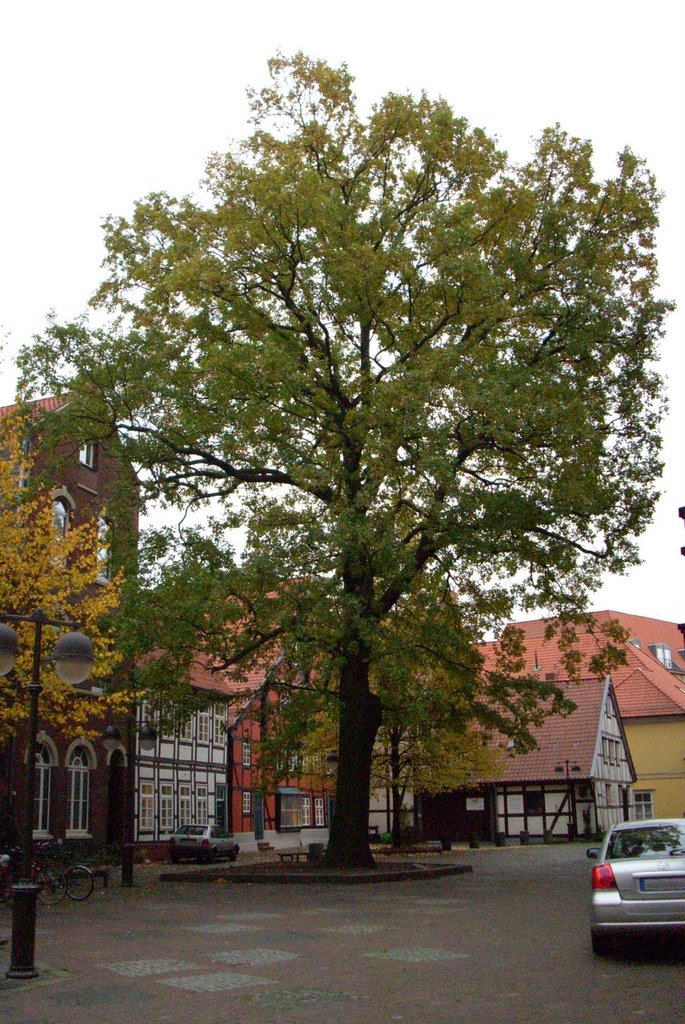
[1, 0, 683, 624]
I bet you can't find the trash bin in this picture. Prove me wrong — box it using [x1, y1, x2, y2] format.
[519, 830, 530, 846]
[440, 836, 452, 851]
[495, 831, 506, 847]
[308, 842, 325, 863]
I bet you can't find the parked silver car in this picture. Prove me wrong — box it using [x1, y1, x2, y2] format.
[168, 825, 240, 864]
[587, 818, 685, 955]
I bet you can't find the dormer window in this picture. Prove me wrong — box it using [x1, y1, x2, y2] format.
[649, 643, 673, 669]
[79, 443, 96, 469]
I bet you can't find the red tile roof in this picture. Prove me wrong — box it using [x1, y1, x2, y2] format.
[485, 677, 613, 782]
[490, 612, 685, 720]
[0, 396, 69, 418]
[188, 654, 283, 725]
[593, 610, 685, 658]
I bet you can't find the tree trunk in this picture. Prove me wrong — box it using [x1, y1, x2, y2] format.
[325, 658, 382, 869]
[390, 727, 403, 848]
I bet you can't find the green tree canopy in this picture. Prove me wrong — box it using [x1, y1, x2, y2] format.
[20, 54, 671, 866]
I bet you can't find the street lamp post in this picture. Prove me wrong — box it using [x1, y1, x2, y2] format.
[0, 610, 93, 980]
[554, 759, 582, 838]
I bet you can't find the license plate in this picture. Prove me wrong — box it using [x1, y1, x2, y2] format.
[639, 876, 685, 892]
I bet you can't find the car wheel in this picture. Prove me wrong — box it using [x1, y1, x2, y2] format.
[591, 931, 615, 956]
[208, 846, 218, 863]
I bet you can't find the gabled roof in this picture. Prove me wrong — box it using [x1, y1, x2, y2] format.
[485, 678, 628, 782]
[592, 610, 685, 663]
[493, 611, 685, 719]
[0, 396, 69, 418]
[188, 654, 284, 727]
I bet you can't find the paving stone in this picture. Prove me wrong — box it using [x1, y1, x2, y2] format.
[244, 987, 363, 1010]
[209, 947, 298, 966]
[100, 958, 200, 977]
[186, 922, 260, 934]
[218, 912, 283, 921]
[47, 983, 153, 1005]
[363, 947, 470, 962]
[408, 898, 465, 906]
[158, 970, 274, 992]
[300, 906, 343, 914]
[321, 923, 386, 934]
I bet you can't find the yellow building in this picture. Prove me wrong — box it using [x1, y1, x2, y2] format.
[494, 611, 685, 821]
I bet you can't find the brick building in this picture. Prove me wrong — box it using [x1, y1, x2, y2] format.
[0, 396, 138, 853]
[0, 397, 332, 859]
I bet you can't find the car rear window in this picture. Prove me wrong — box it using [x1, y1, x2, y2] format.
[176, 826, 206, 837]
[607, 825, 685, 860]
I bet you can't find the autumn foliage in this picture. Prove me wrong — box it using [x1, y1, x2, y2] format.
[0, 410, 124, 741]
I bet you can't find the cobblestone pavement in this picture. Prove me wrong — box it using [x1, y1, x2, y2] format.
[1, 845, 684, 1024]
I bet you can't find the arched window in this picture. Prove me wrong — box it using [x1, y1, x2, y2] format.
[68, 746, 91, 832]
[34, 744, 52, 833]
[53, 498, 69, 538]
[97, 517, 112, 579]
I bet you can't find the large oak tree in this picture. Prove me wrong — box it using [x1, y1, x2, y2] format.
[20, 55, 670, 866]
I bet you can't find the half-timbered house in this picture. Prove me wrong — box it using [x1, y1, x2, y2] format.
[421, 676, 635, 843]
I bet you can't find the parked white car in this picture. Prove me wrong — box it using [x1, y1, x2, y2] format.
[587, 819, 685, 955]
[168, 825, 240, 864]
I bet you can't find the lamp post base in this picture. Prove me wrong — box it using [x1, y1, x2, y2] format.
[6, 882, 40, 979]
[121, 843, 135, 887]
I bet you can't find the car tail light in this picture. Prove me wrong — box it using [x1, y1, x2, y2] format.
[201, 838, 209, 846]
[592, 864, 617, 890]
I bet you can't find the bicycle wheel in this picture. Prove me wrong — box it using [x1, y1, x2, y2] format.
[35, 865, 67, 905]
[66, 864, 94, 901]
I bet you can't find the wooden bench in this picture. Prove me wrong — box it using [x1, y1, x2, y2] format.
[277, 851, 308, 863]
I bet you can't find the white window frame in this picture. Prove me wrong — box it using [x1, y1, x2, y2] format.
[197, 711, 210, 744]
[139, 782, 154, 832]
[301, 795, 311, 826]
[179, 784, 192, 826]
[214, 704, 227, 739]
[242, 738, 251, 767]
[242, 790, 252, 815]
[178, 718, 192, 742]
[67, 747, 90, 833]
[653, 643, 673, 669]
[53, 498, 69, 538]
[634, 790, 654, 821]
[160, 783, 174, 833]
[34, 745, 52, 834]
[97, 517, 112, 580]
[314, 796, 325, 827]
[196, 785, 208, 824]
[79, 442, 96, 468]
[278, 793, 303, 830]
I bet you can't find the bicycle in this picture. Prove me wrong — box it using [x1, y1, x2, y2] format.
[0, 843, 67, 905]
[64, 863, 94, 901]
